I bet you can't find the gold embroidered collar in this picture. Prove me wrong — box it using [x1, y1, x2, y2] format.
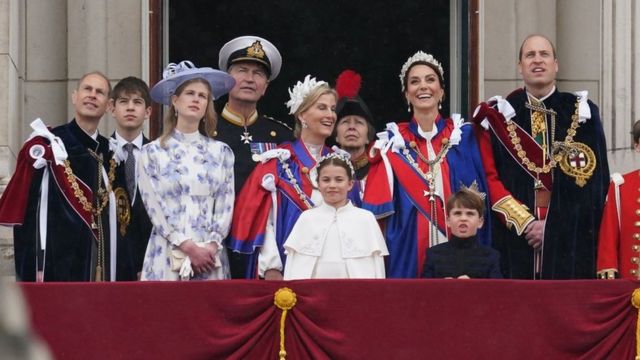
[221, 103, 259, 127]
[351, 152, 369, 171]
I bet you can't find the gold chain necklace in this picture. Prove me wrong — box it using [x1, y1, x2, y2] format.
[63, 151, 116, 281]
[409, 138, 451, 173]
[63, 156, 116, 220]
[401, 137, 452, 246]
[507, 100, 580, 175]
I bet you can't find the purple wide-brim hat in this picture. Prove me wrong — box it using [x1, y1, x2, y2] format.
[150, 60, 236, 105]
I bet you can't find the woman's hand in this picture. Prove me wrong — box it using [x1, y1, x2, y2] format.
[205, 242, 219, 258]
[179, 240, 216, 274]
[264, 269, 283, 280]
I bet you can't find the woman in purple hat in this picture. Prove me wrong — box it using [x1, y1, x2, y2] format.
[139, 61, 236, 281]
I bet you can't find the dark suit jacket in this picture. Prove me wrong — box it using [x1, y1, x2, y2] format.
[111, 134, 153, 281]
[422, 236, 502, 279]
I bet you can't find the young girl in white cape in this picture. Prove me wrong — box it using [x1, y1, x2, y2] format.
[283, 153, 388, 279]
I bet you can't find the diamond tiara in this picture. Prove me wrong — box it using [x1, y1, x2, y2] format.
[318, 152, 355, 177]
[399, 51, 444, 92]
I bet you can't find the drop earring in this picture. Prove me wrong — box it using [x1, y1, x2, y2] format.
[438, 102, 442, 110]
[407, 102, 411, 112]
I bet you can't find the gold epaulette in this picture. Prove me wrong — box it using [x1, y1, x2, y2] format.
[492, 196, 535, 236]
[597, 268, 618, 280]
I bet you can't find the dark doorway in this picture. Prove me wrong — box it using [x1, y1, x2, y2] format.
[168, 0, 452, 131]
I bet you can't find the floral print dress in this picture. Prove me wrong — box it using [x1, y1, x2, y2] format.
[138, 130, 234, 280]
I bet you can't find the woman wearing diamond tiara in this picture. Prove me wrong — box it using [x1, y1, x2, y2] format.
[363, 51, 492, 278]
[229, 75, 360, 279]
[283, 153, 388, 279]
[138, 61, 236, 281]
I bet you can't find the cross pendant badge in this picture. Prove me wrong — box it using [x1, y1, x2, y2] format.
[241, 131, 253, 144]
[534, 178, 544, 190]
[423, 189, 435, 202]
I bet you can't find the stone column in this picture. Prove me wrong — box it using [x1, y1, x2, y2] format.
[482, 0, 557, 98]
[601, 0, 640, 174]
[67, 0, 144, 136]
[24, 0, 68, 133]
[0, 0, 25, 278]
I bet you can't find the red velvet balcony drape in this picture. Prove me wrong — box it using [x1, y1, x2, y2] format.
[20, 279, 639, 360]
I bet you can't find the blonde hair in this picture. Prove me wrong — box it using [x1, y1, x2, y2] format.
[159, 78, 217, 148]
[292, 84, 337, 138]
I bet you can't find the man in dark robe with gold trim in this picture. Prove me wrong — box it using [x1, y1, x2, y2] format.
[217, 36, 294, 278]
[472, 34, 609, 279]
[216, 35, 294, 192]
[0, 72, 117, 281]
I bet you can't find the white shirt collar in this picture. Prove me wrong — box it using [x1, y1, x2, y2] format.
[417, 124, 438, 140]
[526, 86, 556, 102]
[89, 130, 99, 140]
[115, 131, 144, 150]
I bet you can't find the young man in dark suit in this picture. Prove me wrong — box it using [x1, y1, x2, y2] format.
[109, 76, 153, 280]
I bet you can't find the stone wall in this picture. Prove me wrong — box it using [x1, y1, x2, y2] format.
[0, 0, 24, 279]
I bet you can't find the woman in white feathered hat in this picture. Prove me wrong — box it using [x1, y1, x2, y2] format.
[229, 75, 359, 280]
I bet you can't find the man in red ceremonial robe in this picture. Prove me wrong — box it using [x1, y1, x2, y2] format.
[217, 36, 294, 279]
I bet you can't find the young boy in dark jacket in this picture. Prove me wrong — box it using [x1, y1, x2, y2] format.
[422, 187, 502, 279]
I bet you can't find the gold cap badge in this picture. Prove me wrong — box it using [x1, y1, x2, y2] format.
[247, 41, 265, 59]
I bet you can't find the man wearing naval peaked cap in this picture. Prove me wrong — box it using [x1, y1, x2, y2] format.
[217, 35, 294, 279]
[216, 35, 293, 192]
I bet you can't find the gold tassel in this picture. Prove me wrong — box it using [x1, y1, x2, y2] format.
[274, 287, 297, 360]
[631, 288, 640, 360]
[95, 266, 102, 282]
